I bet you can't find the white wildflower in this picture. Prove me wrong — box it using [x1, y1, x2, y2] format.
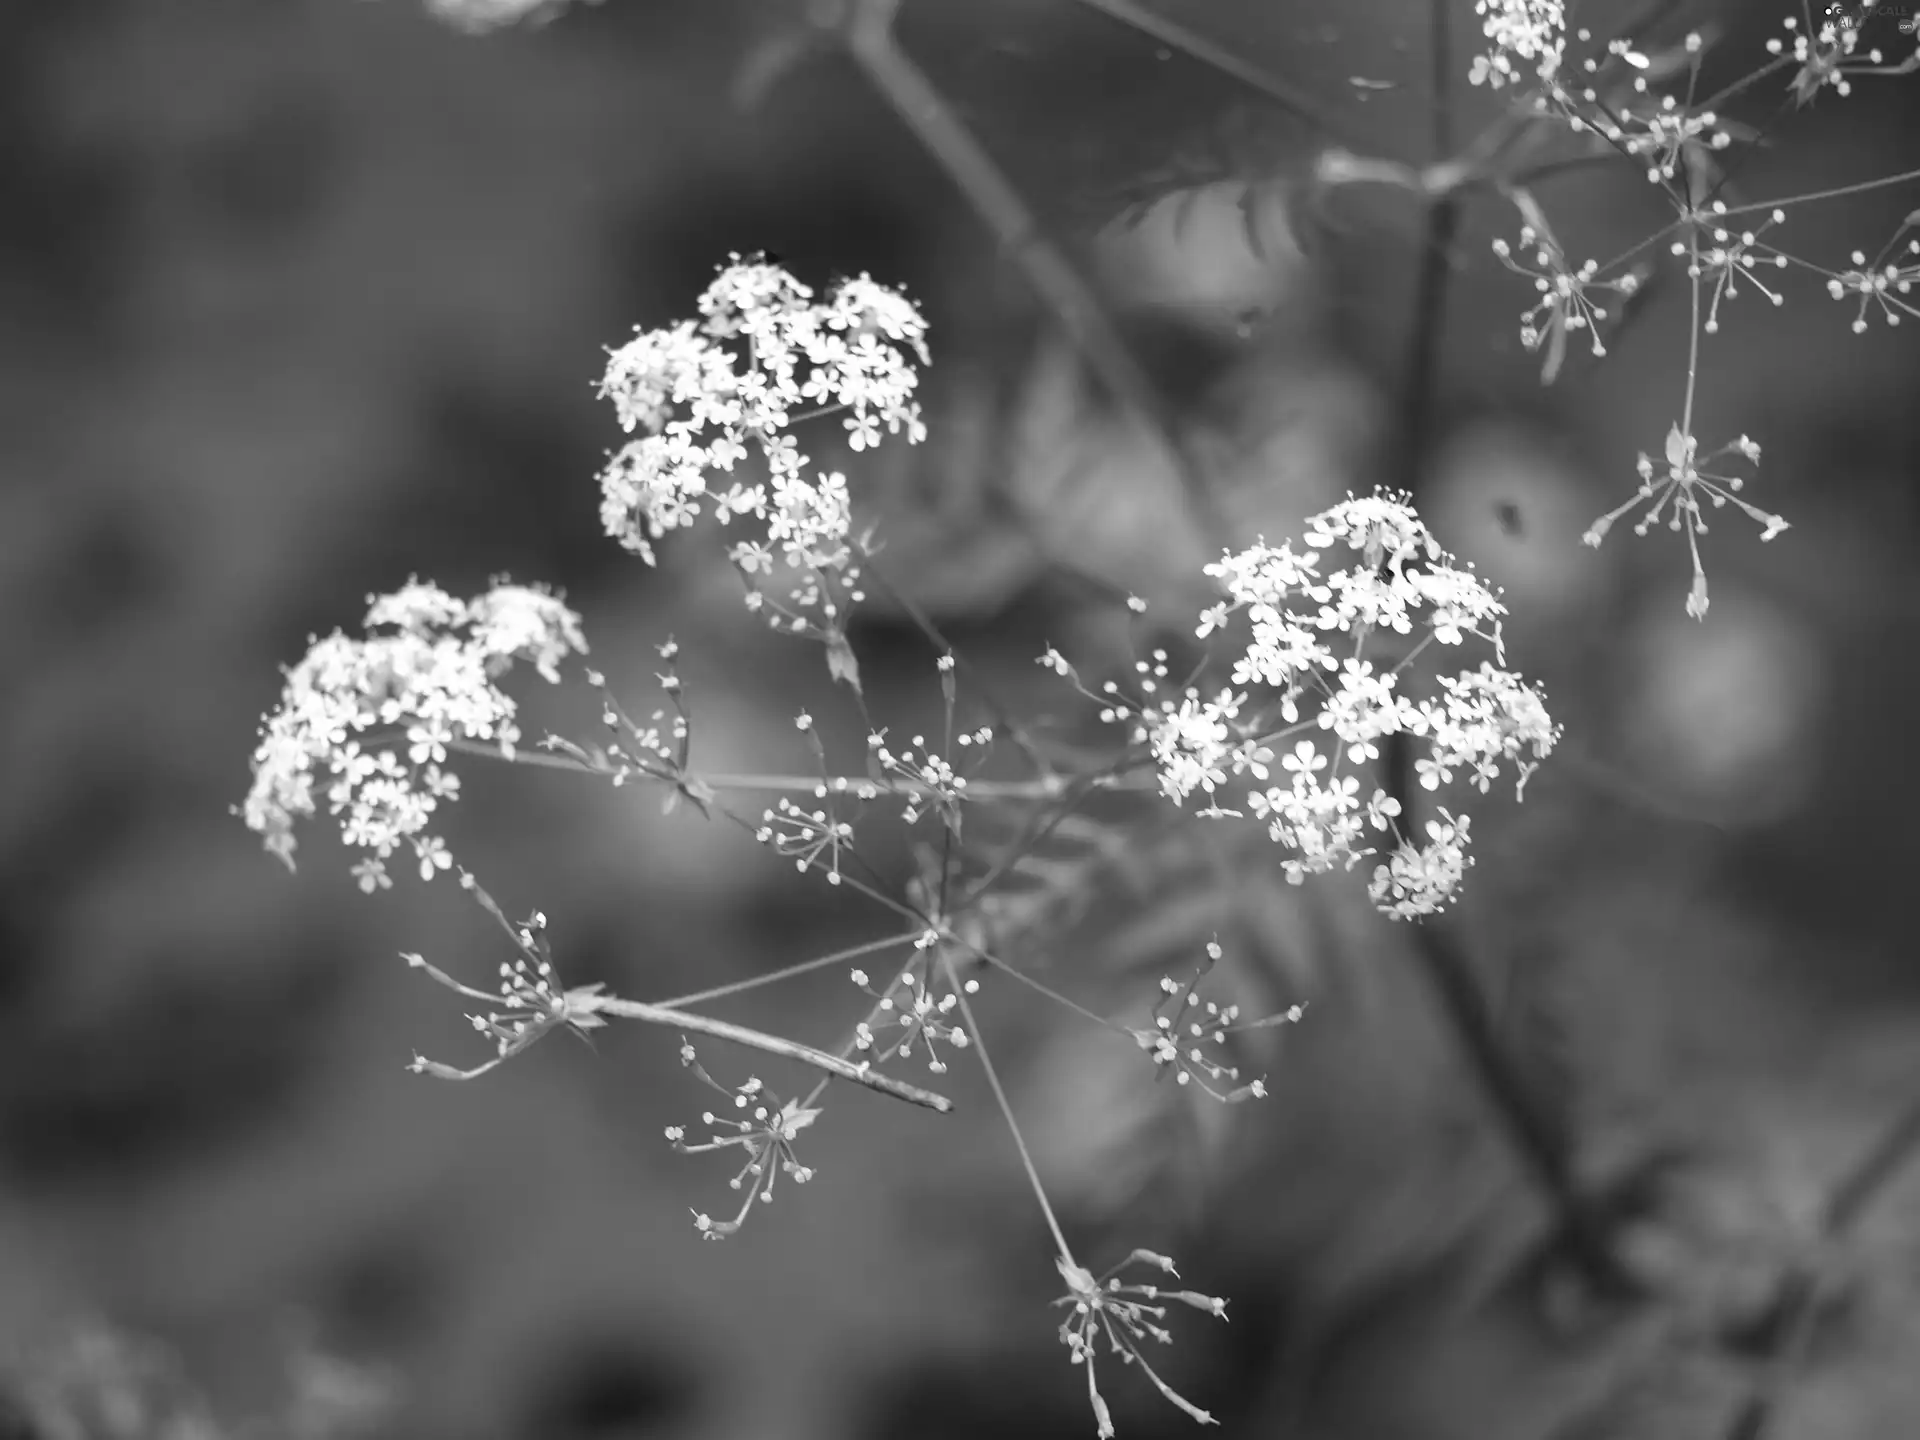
[1468, 0, 1565, 89]
[1181, 490, 1555, 918]
[595, 257, 927, 629]
[239, 578, 587, 879]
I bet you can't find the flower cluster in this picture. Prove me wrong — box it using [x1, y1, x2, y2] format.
[239, 579, 588, 889]
[1490, 225, 1644, 380]
[1130, 941, 1284, 1103]
[1053, 1250, 1228, 1440]
[1583, 425, 1787, 620]
[667, 1042, 821, 1240]
[1825, 238, 1920, 331]
[1680, 205, 1792, 333]
[1768, 6, 1920, 105]
[868, 729, 974, 829]
[1468, 0, 1566, 88]
[756, 796, 858, 885]
[1593, 93, 1735, 186]
[401, 876, 608, 1082]
[1124, 493, 1555, 918]
[1143, 687, 1274, 808]
[849, 932, 976, 1075]
[1369, 810, 1476, 921]
[595, 257, 928, 632]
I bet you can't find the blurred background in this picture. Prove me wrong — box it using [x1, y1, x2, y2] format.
[2, 1, 1920, 1437]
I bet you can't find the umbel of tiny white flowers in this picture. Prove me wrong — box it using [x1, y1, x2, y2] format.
[402, 872, 607, 1082]
[1129, 491, 1557, 919]
[594, 256, 928, 669]
[1053, 1249, 1229, 1440]
[1467, 0, 1565, 89]
[239, 578, 588, 890]
[667, 1041, 821, 1240]
[1582, 425, 1786, 620]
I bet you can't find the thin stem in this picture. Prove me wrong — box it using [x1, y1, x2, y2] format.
[941, 948, 1076, 1266]
[701, 771, 1090, 800]
[969, 944, 1129, 1033]
[585, 992, 953, 1111]
[842, 0, 1234, 553]
[1589, 215, 1687, 280]
[1681, 225, 1702, 439]
[1697, 54, 1795, 114]
[1713, 164, 1920, 220]
[859, 557, 1054, 774]
[1068, 0, 1394, 158]
[445, 737, 599, 773]
[649, 929, 921, 1010]
[440, 734, 1109, 800]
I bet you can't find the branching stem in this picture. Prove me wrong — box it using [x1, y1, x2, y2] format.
[585, 992, 953, 1111]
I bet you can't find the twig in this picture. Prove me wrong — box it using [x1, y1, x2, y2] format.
[838, 0, 1235, 554]
[584, 992, 954, 1111]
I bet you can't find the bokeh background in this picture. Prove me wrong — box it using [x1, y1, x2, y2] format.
[4, 1, 1920, 1437]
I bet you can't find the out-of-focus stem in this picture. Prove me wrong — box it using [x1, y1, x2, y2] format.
[1722, 1096, 1920, 1440]
[1384, 0, 1636, 1299]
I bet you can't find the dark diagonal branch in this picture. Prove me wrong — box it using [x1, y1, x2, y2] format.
[837, 0, 1233, 553]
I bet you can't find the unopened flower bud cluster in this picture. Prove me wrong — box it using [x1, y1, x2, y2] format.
[849, 931, 977, 1075]
[668, 1042, 821, 1240]
[1132, 940, 1278, 1103]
